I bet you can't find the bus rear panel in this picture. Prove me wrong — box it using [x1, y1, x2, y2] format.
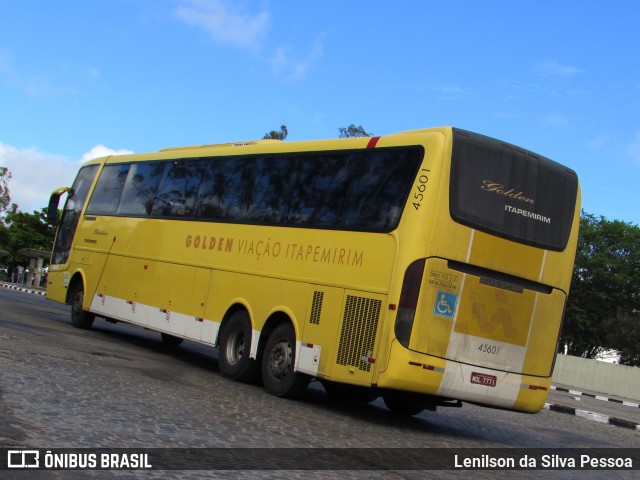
[381, 128, 580, 412]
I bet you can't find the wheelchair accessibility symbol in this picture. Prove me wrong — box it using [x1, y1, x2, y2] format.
[433, 291, 458, 318]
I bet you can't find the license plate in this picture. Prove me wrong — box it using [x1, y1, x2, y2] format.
[470, 372, 497, 387]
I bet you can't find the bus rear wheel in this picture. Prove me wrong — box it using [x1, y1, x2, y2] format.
[219, 311, 258, 383]
[383, 396, 425, 416]
[322, 381, 378, 404]
[261, 323, 309, 398]
[70, 283, 95, 329]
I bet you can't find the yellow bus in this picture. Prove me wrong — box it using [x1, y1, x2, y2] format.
[46, 127, 580, 415]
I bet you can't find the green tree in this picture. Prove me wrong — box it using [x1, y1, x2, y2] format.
[605, 313, 640, 366]
[338, 124, 373, 138]
[0, 166, 12, 220]
[263, 125, 288, 140]
[561, 213, 640, 363]
[1, 208, 56, 261]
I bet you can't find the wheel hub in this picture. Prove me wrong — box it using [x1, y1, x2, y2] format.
[269, 341, 291, 379]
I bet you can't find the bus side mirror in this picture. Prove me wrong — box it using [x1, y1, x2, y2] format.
[47, 187, 74, 223]
[47, 195, 60, 222]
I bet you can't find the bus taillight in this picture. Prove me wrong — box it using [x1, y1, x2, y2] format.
[395, 259, 426, 348]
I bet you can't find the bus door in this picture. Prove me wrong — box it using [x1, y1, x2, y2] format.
[49, 165, 100, 266]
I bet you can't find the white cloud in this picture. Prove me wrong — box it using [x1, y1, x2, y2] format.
[0, 48, 10, 72]
[0, 142, 133, 213]
[585, 132, 612, 152]
[0, 142, 73, 213]
[627, 130, 640, 166]
[527, 59, 586, 99]
[87, 67, 101, 81]
[540, 113, 568, 127]
[175, 1, 323, 81]
[175, 0, 270, 51]
[81, 145, 133, 163]
[435, 83, 470, 101]
[0, 48, 75, 98]
[269, 36, 324, 81]
[532, 60, 585, 78]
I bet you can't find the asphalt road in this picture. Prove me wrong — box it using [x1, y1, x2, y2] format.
[0, 287, 638, 479]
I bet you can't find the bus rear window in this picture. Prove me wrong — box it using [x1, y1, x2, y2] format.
[450, 130, 578, 251]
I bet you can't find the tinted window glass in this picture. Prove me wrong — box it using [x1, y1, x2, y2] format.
[152, 159, 207, 217]
[196, 155, 301, 222]
[288, 153, 358, 226]
[450, 131, 578, 251]
[196, 156, 257, 220]
[118, 162, 166, 216]
[245, 156, 298, 223]
[52, 165, 100, 264]
[86, 164, 130, 215]
[343, 149, 421, 230]
[89, 146, 424, 233]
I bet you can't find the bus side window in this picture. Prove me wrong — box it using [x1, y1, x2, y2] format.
[152, 159, 207, 218]
[287, 153, 357, 227]
[118, 162, 166, 216]
[343, 150, 421, 230]
[86, 164, 131, 215]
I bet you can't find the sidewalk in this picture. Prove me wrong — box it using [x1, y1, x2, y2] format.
[545, 383, 640, 431]
[1, 280, 638, 431]
[0, 281, 46, 296]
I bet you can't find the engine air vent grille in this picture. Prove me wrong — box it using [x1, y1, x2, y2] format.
[336, 295, 381, 372]
[309, 291, 324, 325]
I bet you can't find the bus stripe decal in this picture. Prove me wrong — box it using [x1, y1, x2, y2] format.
[525, 292, 540, 348]
[465, 229, 475, 263]
[366, 136, 381, 149]
[538, 250, 547, 282]
[525, 250, 546, 348]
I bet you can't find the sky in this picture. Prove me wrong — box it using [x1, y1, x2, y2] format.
[1, 0, 639, 225]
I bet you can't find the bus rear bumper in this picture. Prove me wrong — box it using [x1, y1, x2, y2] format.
[377, 340, 551, 413]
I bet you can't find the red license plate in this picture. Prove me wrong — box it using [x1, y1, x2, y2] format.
[470, 372, 497, 387]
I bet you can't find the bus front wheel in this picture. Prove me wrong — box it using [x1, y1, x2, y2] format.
[219, 311, 258, 383]
[161, 333, 184, 347]
[70, 283, 95, 329]
[261, 323, 309, 398]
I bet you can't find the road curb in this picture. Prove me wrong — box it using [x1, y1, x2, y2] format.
[0, 282, 46, 296]
[551, 385, 640, 408]
[544, 402, 640, 431]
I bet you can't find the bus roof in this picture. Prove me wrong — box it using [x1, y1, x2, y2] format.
[81, 126, 454, 166]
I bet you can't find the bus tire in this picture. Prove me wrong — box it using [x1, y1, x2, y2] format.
[322, 381, 378, 404]
[70, 283, 95, 329]
[383, 396, 425, 416]
[161, 333, 184, 347]
[219, 311, 258, 382]
[261, 323, 309, 398]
